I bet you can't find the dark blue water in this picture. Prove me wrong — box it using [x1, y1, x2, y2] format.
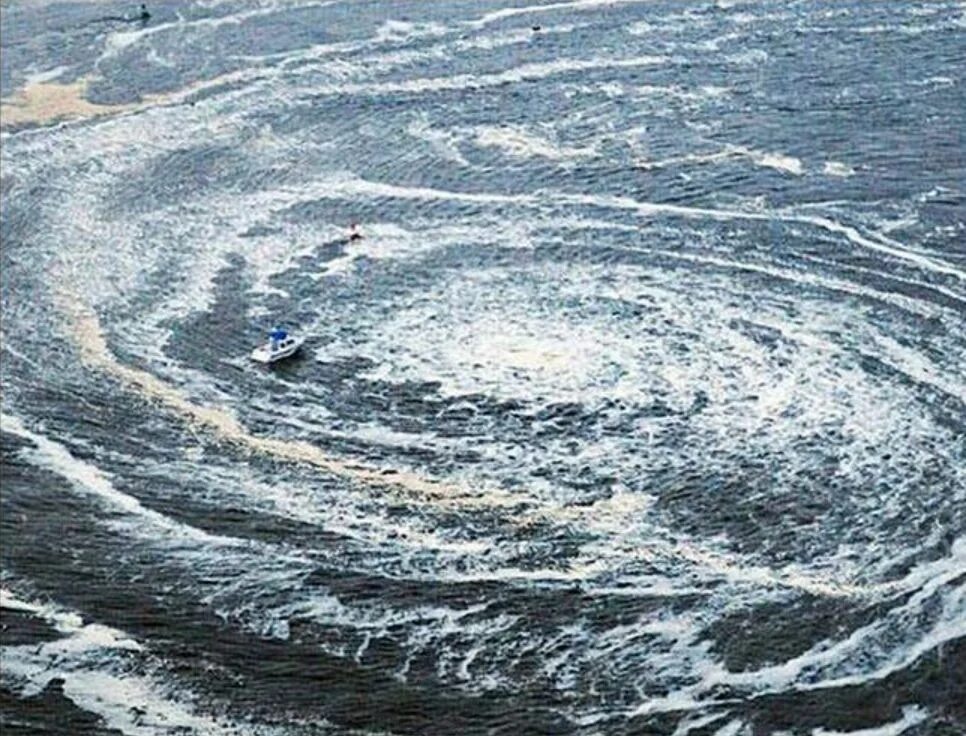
[1, 1, 964, 734]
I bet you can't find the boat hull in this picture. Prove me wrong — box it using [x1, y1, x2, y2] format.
[250, 337, 304, 364]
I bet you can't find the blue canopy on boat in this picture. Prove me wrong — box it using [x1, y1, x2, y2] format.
[269, 328, 288, 340]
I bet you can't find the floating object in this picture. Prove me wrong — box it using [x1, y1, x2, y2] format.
[250, 328, 303, 364]
[349, 222, 362, 241]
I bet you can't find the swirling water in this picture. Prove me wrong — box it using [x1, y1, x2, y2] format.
[1, 1, 964, 734]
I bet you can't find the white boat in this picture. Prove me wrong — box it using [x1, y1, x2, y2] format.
[250, 328, 304, 364]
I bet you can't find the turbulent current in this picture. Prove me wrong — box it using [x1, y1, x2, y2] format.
[1, 1, 964, 734]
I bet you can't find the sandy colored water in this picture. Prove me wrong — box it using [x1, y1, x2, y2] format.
[0, 79, 135, 128]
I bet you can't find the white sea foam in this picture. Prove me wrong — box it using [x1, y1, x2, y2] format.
[474, 124, 597, 160]
[672, 712, 731, 736]
[48, 278, 525, 509]
[628, 20, 654, 35]
[316, 244, 961, 582]
[539, 189, 964, 282]
[725, 48, 769, 65]
[0, 591, 143, 683]
[635, 144, 802, 174]
[182, 171, 964, 287]
[0, 412, 239, 546]
[712, 721, 750, 736]
[635, 84, 731, 103]
[3, 639, 246, 736]
[45, 231, 952, 608]
[1, 588, 86, 634]
[741, 148, 804, 175]
[311, 55, 669, 97]
[620, 539, 965, 718]
[469, 0, 650, 28]
[97, 0, 331, 63]
[406, 114, 469, 165]
[811, 706, 928, 736]
[373, 18, 448, 43]
[0, 587, 267, 735]
[823, 161, 856, 177]
[23, 65, 71, 85]
[4, 2, 964, 726]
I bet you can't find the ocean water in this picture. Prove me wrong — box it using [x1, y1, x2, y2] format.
[0, 1, 964, 734]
